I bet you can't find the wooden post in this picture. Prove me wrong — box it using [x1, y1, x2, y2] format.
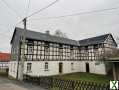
[113, 62, 117, 80]
[18, 17, 27, 80]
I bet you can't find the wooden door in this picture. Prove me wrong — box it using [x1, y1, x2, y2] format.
[59, 62, 63, 73]
[86, 63, 90, 73]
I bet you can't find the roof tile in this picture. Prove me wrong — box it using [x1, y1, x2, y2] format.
[0, 53, 10, 62]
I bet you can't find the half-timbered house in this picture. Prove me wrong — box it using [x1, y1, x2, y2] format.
[9, 27, 117, 79]
[9, 27, 81, 79]
[78, 34, 117, 74]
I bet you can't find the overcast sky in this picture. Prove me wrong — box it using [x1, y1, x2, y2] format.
[0, 0, 119, 52]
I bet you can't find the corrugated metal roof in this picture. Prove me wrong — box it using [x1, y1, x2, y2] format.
[13, 27, 79, 46]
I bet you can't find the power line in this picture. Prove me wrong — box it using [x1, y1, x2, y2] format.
[1, 0, 22, 18]
[28, 6, 119, 20]
[27, 0, 59, 18]
[14, 0, 59, 27]
[25, 0, 31, 17]
[14, 19, 24, 26]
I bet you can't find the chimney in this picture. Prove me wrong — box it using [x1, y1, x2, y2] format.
[46, 30, 50, 35]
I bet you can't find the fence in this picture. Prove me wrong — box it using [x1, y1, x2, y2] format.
[23, 75, 109, 90]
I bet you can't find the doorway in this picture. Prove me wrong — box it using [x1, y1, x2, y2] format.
[59, 62, 63, 74]
[86, 63, 90, 73]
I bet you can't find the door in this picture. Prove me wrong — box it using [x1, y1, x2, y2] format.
[86, 63, 90, 73]
[59, 62, 63, 74]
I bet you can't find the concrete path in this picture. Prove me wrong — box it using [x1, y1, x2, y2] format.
[0, 76, 47, 90]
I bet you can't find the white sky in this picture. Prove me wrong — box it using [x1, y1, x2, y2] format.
[0, 0, 119, 52]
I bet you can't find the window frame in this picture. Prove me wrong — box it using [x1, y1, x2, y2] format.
[27, 63, 32, 73]
[44, 62, 49, 71]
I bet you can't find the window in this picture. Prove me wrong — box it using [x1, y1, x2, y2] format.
[27, 63, 32, 72]
[59, 44, 63, 59]
[27, 45, 34, 60]
[45, 62, 48, 71]
[28, 46, 33, 54]
[70, 46, 74, 59]
[44, 42, 49, 59]
[71, 63, 74, 70]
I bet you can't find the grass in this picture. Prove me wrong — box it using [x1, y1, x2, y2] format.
[50, 73, 111, 90]
[0, 70, 8, 77]
[54, 72, 112, 84]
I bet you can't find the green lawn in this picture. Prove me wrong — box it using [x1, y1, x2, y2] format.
[54, 72, 112, 84]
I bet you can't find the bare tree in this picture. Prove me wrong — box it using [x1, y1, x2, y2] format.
[54, 29, 68, 38]
[115, 35, 119, 47]
[104, 48, 119, 59]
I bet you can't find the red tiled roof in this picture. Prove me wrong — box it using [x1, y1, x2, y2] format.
[0, 53, 10, 62]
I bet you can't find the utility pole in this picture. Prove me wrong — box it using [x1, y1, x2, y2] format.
[19, 17, 27, 80]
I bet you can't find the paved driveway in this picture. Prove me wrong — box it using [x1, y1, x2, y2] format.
[0, 76, 46, 90]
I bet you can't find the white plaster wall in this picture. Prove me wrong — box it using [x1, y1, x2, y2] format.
[23, 61, 83, 77]
[23, 61, 106, 77]
[9, 61, 18, 78]
[89, 61, 106, 75]
[9, 61, 106, 78]
[9, 60, 106, 79]
[79, 61, 106, 75]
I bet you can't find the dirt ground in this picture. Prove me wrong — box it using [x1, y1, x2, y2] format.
[0, 76, 47, 90]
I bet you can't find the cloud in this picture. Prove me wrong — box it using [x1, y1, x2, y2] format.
[0, 0, 119, 52]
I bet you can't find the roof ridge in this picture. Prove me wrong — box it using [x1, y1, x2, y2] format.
[16, 27, 75, 40]
[79, 33, 110, 41]
[14, 27, 79, 46]
[79, 33, 113, 46]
